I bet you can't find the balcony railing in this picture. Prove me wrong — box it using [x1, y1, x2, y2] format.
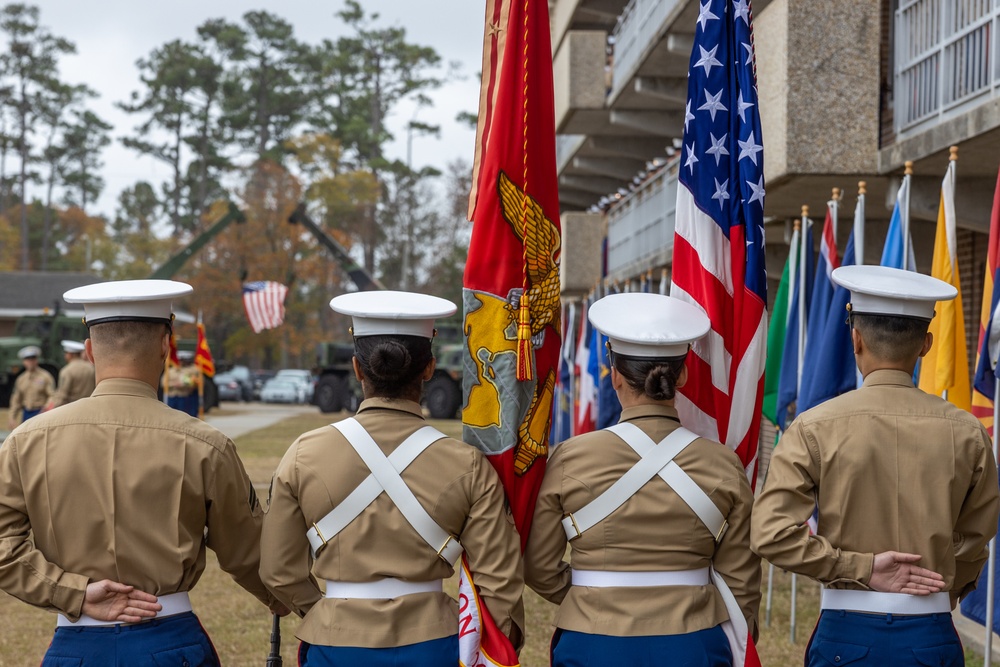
[894, 0, 1000, 136]
[610, 0, 684, 100]
[606, 159, 678, 279]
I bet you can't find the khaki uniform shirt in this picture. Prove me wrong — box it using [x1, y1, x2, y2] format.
[525, 404, 761, 639]
[9, 367, 55, 422]
[51, 359, 96, 407]
[260, 398, 525, 649]
[0, 378, 274, 620]
[751, 369, 1000, 605]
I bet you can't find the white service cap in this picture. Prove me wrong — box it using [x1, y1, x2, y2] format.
[831, 265, 956, 321]
[330, 290, 457, 339]
[588, 292, 711, 358]
[177, 350, 194, 361]
[18, 345, 41, 359]
[63, 280, 193, 326]
[61, 340, 85, 353]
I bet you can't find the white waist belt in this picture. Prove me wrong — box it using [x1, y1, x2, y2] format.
[57, 591, 192, 628]
[821, 589, 951, 615]
[324, 578, 443, 600]
[571, 568, 710, 588]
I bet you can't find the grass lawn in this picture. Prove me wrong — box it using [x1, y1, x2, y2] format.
[0, 411, 987, 666]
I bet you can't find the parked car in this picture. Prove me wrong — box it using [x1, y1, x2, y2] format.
[260, 377, 307, 404]
[275, 369, 315, 403]
[214, 365, 253, 402]
[252, 370, 276, 400]
[214, 373, 243, 402]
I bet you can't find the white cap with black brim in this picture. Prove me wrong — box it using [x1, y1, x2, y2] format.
[63, 280, 193, 327]
[330, 290, 457, 339]
[588, 292, 711, 359]
[831, 265, 957, 322]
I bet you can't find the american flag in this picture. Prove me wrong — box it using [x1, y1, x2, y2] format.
[242, 281, 288, 333]
[670, 0, 767, 486]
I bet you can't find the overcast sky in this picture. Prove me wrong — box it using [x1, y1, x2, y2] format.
[34, 0, 485, 219]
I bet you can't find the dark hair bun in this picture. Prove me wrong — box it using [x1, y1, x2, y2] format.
[367, 339, 412, 381]
[644, 365, 677, 401]
[354, 334, 433, 398]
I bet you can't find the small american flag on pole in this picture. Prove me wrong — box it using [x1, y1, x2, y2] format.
[671, 0, 767, 484]
[242, 281, 288, 333]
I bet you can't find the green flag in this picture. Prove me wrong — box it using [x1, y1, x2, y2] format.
[762, 248, 792, 425]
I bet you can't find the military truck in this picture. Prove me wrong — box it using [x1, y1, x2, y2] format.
[287, 205, 467, 420]
[311, 322, 464, 420]
[0, 313, 89, 407]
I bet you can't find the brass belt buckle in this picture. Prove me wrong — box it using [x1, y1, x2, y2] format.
[566, 513, 583, 540]
[312, 523, 329, 554]
[437, 535, 458, 561]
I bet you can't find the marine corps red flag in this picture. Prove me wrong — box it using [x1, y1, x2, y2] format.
[194, 322, 215, 378]
[460, 0, 560, 663]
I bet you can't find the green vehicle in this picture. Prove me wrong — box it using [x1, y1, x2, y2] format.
[311, 336, 463, 420]
[0, 203, 247, 411]
[0, 314, 90, 408]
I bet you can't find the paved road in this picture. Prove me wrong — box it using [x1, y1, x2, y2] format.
[205, 402, 318, 440]
[0, 402, 318, 445]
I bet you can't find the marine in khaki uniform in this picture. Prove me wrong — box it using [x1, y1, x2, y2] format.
[166, 350, 200, 417]
[261, 290, 524, 667]
[525, 293, 761, 667]
[752, 265, 1000, 667]
[7, 345, 55, 428]
[46, 339, 96, 409]
[0, 279, 286, 666]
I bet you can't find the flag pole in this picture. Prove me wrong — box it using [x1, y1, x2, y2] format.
[765, 562, 774, 627]
[856, 182, 866, 266]
[831, 188, 840, 240]
[988, 367, 998, 667]
[903, 162, 913, 270]
[197, 310, 205, 420]
[797, 206, 809, 395]
[568, 301, 577, 438]
[987, 302, 1000, 667]
[769, 219, 800, 631]
[790, 205, 809, 643]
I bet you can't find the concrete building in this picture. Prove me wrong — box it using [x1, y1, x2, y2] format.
[555, 0, 1000, 382]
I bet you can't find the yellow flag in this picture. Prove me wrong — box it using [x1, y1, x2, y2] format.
[918, 159, 970, 410]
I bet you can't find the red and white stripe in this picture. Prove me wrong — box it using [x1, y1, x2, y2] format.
[243, 282, 289, 333]
[574, 311, 595, 435]
[671, 186, 768, 483]
[819, 207, 840, 278]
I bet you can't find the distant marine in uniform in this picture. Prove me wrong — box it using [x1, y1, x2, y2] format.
[45, 339, 96, 409]
[752, 265, 1000, 667]
[7, 344, 55, 429]
[166, 349, 201, 417]
[524, 293, 761, 667]
[0, 279, 287, 666]
[261, 290, 525, 667]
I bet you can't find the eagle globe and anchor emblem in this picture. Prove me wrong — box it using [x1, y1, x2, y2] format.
[463, 170, 560, 475]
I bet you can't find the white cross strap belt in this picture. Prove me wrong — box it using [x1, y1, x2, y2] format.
[572, 568, 710, 588]
[57, 591, 192, 627]
[821, 589, 951, 615]
[561, 424, 706, 540]
[308, 418, 463, 565]
[306, 422, 448, 557]
[580, 421, 752, 667]
[325, 577, 443, 600]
